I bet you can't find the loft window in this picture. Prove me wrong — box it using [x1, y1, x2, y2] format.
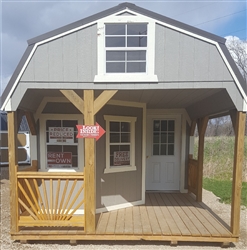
[105, 23, 147, 73]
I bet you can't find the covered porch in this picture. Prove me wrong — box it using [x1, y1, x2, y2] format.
[12, 192, 236, 246]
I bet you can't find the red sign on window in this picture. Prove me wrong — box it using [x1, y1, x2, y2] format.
[47, 152, 72, 168]
[76, 123, 105, 141]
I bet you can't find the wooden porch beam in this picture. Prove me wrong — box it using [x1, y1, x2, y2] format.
[190, 120, 197, 136]
[7, 111, 19, 233]
[231, 111, 246, 235]
[196, 116, 209, 202]
[229, 109, 237, 132]
[60, 90, 84, 114]
[17, 109, 25, 131]
[94, 90, 118, 115]
[84, 90, 96, 234]
[24, 111, 37, 135]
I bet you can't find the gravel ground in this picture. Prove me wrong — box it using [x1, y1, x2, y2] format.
[1, 166, 246, 250]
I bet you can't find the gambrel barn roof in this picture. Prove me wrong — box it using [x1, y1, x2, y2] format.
[1, 2, 246, 115]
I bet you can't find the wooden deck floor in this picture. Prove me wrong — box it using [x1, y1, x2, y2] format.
[95, 193, 234, 242]
[13, 193, 237, 244]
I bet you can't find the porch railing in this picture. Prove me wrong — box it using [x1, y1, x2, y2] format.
[17, 171, 85, 228]
[188, 157, 198, 196]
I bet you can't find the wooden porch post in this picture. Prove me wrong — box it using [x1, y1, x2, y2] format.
[196, 116, 208, 202]
[83, 90, 96, 233]
[7, 111, 19, 233]
[230, 111, 246, 235]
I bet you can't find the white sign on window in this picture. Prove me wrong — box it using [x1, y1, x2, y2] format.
[49, 127, 74, 143]
[113, 151, 130, 166]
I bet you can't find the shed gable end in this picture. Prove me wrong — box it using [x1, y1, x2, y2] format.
[21, 25, 97, 83]
[155, 24, 233, 82]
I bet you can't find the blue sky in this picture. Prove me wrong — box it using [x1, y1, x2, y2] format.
[0, 0, 246, 94]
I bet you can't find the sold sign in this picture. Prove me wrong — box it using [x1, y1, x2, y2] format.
[76, 123, 105, 141]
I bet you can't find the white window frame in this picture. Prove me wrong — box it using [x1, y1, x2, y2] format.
[40, 114, 84, 172]
[104, 115, 137, 174]
[105, 23, 147, 73]
[95, 13, 157, 82]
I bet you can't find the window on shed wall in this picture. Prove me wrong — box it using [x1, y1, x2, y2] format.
[104, 115, 137, 173]
[105, 23, 147, 73]
[46, 120, 79, 169]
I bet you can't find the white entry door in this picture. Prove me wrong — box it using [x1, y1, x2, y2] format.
[146, 115, 181, 191]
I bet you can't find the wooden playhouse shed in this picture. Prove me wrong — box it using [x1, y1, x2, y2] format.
[1, 2, 246, 247]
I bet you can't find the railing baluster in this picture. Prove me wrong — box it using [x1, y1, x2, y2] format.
[50, 179, 53, 220]
[63, 182, 84, 220]
[17, 181, 40, 219]
[42, 179, 50, 220]
[58, 179, 69, 220]
[60, 180, 77, 220]
[54, 179, 61, 220]
[33, 179, 47, 220]
[24, 179, 43, 219]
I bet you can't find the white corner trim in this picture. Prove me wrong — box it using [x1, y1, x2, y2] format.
[180, 114, 186, 193]
[142, 103, 147, 203]
[96, 199, 144, 214]
[4, 99, 12, 111]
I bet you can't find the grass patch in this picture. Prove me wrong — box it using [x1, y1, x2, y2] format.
[203, 178, 247, 207]
[194, 136, 247, 180]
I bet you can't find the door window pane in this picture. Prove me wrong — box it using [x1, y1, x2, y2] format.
[153, 144, 159, 155]
[161, 144, 167, 155]
[168, 120, 175, 131]
[153, 133, 160, 143]
[168, 144, 174, 155]
[152, 119, 175, 156]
